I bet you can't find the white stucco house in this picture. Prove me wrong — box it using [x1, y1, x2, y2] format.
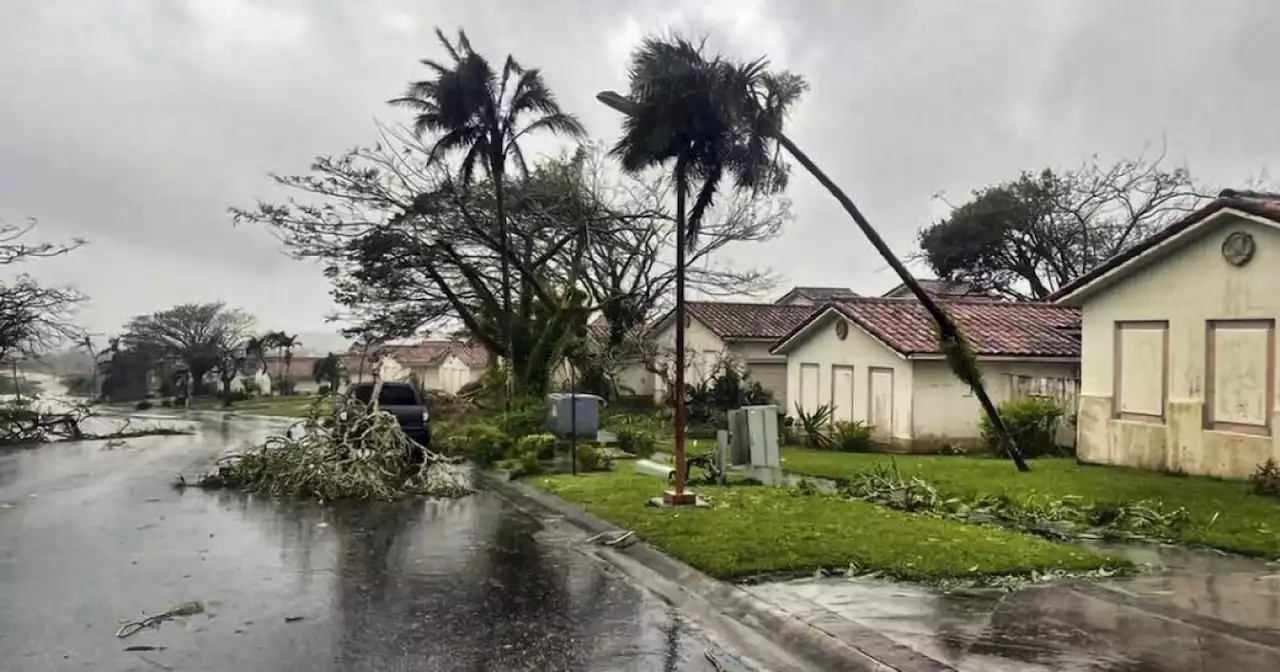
[1050, 189, 1280, 479]
[770, 298, 1082, 450]
[342, 341, 488, 394]
[645, 301, 817, 407]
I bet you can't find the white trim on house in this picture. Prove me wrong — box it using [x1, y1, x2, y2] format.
[770, 306, 909, 360]
[1054, 208, 1280, 305]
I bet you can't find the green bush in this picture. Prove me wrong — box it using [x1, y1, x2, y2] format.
[498, 398, 546, 437]
[980, 396, 1066, 458]
[1251, 458, 1280, 498]
[616, 428, 657, 458]
[517, 433, 558, 460]
[576, 443, 613, 472]
[461, 422, 514, 466]
[317, 383, 331, 395]
[793, 403, 834, 448]
[830, 420, 874, 452]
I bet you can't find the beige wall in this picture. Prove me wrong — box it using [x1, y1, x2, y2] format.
[911, 359, 1080, 445]
[1076, 214, 1280, 478]
[782, 311, 914, 441]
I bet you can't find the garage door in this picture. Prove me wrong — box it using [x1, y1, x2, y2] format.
[747, 362, 788, 409]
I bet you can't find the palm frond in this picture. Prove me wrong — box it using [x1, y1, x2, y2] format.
[435, 27, 462, 63]
[687, 165, 723, 250]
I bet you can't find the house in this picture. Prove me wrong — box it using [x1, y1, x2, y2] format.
[775, 286, 860, 306]
[771, 298, 1081, 450]
[263, 355, 321, 394]
[881, 278, 994, 300]
[1050, 189, 1280, 479]
[646, 302, 817, 406]
[342, 341, 488, 394]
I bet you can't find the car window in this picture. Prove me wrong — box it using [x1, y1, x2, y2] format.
[378, 385, 419, 406]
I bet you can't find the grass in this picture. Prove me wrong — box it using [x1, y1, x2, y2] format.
[781, 447, 1280, 558]
[190, 395, 317, 418]
[530, 468, 1123, 581]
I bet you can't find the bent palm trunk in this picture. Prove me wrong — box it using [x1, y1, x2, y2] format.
[775, 133, 1029, 472]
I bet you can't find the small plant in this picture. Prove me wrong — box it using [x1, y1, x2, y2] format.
[1250, 458, 1280, 498]
[498, 397, 546, 437]
[517, 433, 558, 460]
[793, 402, 833, 448]
[830, 420, 874, 453]
[135, 400, 153, 411]
[317, 384, 331, 395]
[615, 428, 657, 458]
[576, 443, 613, 472]
[980, 396, 1065, 458]
[461, 422, 513, 466]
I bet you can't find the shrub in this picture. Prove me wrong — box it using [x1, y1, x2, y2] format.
[461, 423, 513, 466]
[498, 397, 547, 437]
[1251, 458, 1280, 498]
[240, 377, 262, 396]
[576, 443, 613, 472]
[517, 433, 558, 460]
[134, 400, 153, 411]
[277, 379, 297, 396]
[160, 399, 174, 408]
[616, 428, 657, 458]
[830, 420, 874, 452]
[317, 384, 331, 395]
[980, 396, 1066, 458]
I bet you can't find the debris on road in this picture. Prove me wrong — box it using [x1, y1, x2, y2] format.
[187, 394, 472, 501]
[116, 601, 205, 639]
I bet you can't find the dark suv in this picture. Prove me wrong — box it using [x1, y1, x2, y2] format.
[344, 381, 431, 458]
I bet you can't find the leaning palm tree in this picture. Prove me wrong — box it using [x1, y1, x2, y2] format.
[389, 28, 586, 402]
[604, 37, 795, 501]
[600, 36, 1030, 472]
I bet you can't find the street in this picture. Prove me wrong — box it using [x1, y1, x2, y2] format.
[0, 414, 790, 672]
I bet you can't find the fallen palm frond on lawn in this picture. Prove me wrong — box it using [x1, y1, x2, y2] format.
[838, 461, 1190, 543]
[190, 394, 472, 501]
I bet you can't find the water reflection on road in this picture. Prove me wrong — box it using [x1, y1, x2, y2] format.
[0, 414, 731, 671]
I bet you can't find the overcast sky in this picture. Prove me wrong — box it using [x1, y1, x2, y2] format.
[3, 0, 1277, 341]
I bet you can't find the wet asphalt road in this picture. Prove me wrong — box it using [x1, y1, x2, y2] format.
[0, 414, 782, 672]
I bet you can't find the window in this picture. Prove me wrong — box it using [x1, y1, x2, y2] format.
[1205, 319, 1275, 436]
[1113, 321, 1168, 422]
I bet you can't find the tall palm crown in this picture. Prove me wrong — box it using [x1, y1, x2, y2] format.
[610, 36, 803, 247]
[390, 29, 586, 182]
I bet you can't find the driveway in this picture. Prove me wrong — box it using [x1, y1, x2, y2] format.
[0, 414, 800, 671]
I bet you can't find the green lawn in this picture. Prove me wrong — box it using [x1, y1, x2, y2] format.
[190, 395, 317, 418]
[781, 448, 1280, 558]
[531, 469, 1123, 581]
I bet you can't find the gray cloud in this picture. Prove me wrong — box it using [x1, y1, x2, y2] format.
[2, 0, 1276, 335]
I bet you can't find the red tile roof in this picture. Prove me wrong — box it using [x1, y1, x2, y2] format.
[341, 340, 489, 372]
[653, 302, 816, 340]
[773, 298, 1081, 358]
[776, 286, 860, 303]
[1049, 189, 1280, 302]
[881, 279, 995, 300]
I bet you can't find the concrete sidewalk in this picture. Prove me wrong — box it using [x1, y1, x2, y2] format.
[745, 544, 1280, 671]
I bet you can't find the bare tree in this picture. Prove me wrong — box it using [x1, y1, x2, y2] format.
[0, 219, 85, 366]
[919, 148, 1211, 299]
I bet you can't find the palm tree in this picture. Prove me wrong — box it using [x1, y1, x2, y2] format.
[389, 28, 586, 403]
[598, 38, 1030, 472]
[602, 37, 795, 500]
[278, 333, 299, 395]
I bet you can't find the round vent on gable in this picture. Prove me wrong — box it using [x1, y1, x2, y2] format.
[1222, 231, 1256, 267]
[835, 320, 849, 341]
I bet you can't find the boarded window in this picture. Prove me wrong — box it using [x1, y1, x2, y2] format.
[1114, 321, 1168, 421]
[1205, 319, 1275, 435]
[799, 363, 820, 414]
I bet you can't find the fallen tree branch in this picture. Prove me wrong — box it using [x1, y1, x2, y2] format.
[0, 399, 192, 447]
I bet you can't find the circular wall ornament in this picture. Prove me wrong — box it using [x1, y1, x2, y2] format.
[835, 320, 849, 340]
[1222, 231, 1256, 267]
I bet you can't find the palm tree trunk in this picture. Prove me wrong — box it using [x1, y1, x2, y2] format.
[775, 133, 1029, 472]
[493, 159, 515, 410]
[673, 157, 690, 494]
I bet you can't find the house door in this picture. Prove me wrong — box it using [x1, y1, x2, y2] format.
[831, 366, 854, 422]
[799, 364, 820, 414]
[868, 367, 894, 441]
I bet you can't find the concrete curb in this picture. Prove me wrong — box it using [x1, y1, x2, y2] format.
[479, 472, 952, 672]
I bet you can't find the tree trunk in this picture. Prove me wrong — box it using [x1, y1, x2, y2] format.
[673, 158, 690, 493]
[493, 157, 514, 410]
[775, 133, 1029, 472]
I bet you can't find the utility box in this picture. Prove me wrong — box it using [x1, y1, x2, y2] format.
[546, 393, 604, 439]
[728, 405, 780, 468]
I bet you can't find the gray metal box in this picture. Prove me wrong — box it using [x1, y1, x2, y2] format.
[726, 404, 780, 467]
[546, 393, 603, 438]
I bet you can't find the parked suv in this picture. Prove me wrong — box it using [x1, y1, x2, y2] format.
[340, 381, 431, 461]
